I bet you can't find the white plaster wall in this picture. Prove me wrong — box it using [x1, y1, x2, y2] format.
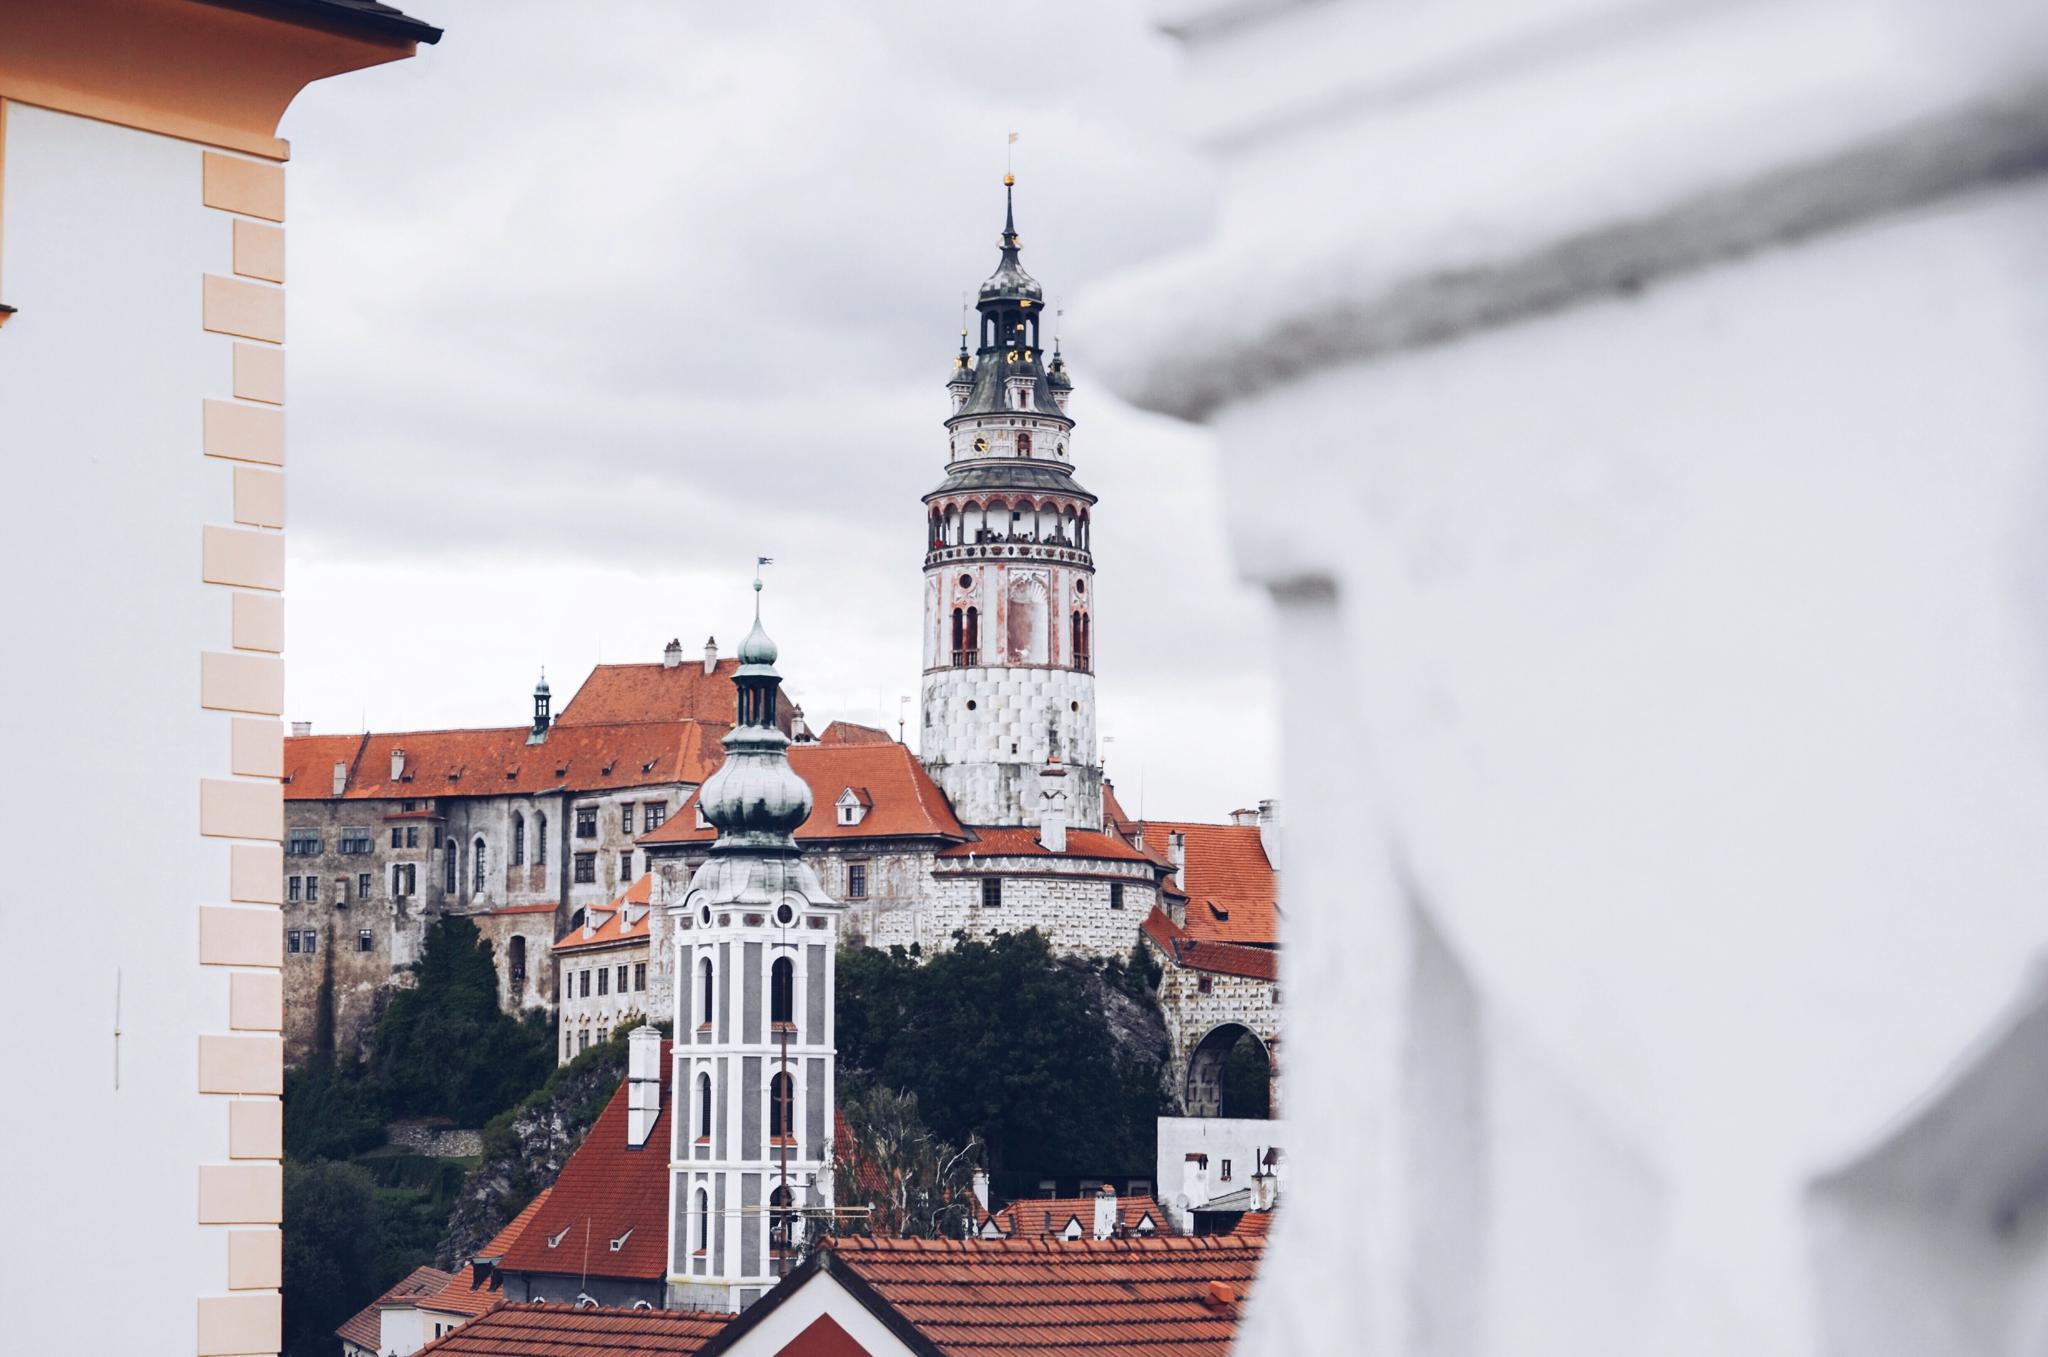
[1156, 1115, 1291, 1212]
[927, 858, 1155, 958]
[0, 103, 243, 1350]
[920, 665, 1101, 826]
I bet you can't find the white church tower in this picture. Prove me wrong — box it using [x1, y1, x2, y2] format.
[920, 176, 1103, 831]
[666, 581, 841, 1312]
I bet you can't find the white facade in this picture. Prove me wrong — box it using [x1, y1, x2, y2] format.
[1087, 2, 2048, 1355]
[1156, 1116, 1288, 1232]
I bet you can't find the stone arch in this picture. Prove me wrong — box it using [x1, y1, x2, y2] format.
[1186, 1022, 1274, 1119]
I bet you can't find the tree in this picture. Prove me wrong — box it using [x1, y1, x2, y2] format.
[836, 930, 1166, 1178]
[1218, 1032, 1272, 1120]
[282, 1160, 383, 1357]
[373, 917, 555, 1126]
[833, 1084, 983, 1241]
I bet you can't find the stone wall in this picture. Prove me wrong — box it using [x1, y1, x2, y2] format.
[920, 663, 1101, 828]
[930, 854, 1159, 959]
[1144, 937, 1280, 1118]
[385, 1121, 484, 1158]
[555, 938, 653, 1063]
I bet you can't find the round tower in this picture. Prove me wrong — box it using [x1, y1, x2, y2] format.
[920, 176, 1102, 830]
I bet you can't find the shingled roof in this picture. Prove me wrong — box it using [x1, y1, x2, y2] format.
[284, 721, 725, 800]
[935, 826, 1151, 864]
[1139, 820, 1278, 947]
[641, 743, 966, 847]
[1141, 907, 1280, 982]
[414, 1303, 731, 1357]
[979, 1191, 1175, 1239]
[555, 657, 784, 730]
[554, 874, 654, 954]
[337, 1264, 453, 1352]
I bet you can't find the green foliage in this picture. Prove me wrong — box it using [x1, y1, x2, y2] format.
[834, 1084, 982, 1241]
[478, 1016, 665, 1164]
[373, 917, 556, 1126]
[282, 1056, 386, 1162]
[1218, 1032, 1273, 1120]
[836, 929, 1166, 1178]
[281, 1160, 384, 1357]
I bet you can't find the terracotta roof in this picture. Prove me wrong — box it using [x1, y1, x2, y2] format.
[556, 657, 788, 731]
[980, 1192, 1175, 1239]
[479, 1188, 554, 1262]
[936, 826, 1151, 864]
[555, 875, 655, 953]
[421, 1267, 506, 1319]
[1102, 781, 1138, 838]
[833, 1112, 891, 1197]
[487, 903, 561, 917]
[641, 743, 966, 847]
[1228, 1211, 1273, 1240]
[819, 720, 894, 746]
[1141, 908, 1279, 982]
[497, 1049, 672, 1282]
[1138, 821, 1277, 946]
[337, 1264, 454, 1350]
[705, 1236, 1264, 1357]
[415, 1303, 731, 1357]
[284, 722, 723, 800]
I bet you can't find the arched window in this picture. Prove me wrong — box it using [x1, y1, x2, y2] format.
[769, 1184, 795, 1254]
[694, 1188, 710, 1254]
[444, 842, 457, 894]
[696, 1071, 713, 1141]
[771, 956, 794, 1027]
[699, 957, 714, 1029]
[965, 606, 979, 660]
[512, 813, 526, 866]
[951, 607, 964, 665]
[769, 1070, 795, 1141]
[537, 812, 547, 865]
[473, 837, 487, 893]
[1017, 432, 1032, 456]
[509, 935, 527, 986]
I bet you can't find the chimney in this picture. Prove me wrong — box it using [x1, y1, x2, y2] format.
[290, 720, 311, 738]
[663, 638, 683, 669]
[1230, 807, 1258, 827]
[1038, 761, 1068, 854]
[331, 761, 347, 796]
[1183, 1153, 1209, 1209]
[626, 1025, 661, 1148]
[1092, 1183, 1118, 1240]
[971, 1169, 991, 1213]
[1168, 831, 1186, 887]
[390, 747, 406, 782]
[1257, 799, 1280, 870]
[703, 636, 718, 675]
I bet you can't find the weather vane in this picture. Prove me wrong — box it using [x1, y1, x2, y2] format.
[754, 556, 773, 617]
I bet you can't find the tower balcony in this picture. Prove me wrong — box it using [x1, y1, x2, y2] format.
[924, 540, 1093, 570]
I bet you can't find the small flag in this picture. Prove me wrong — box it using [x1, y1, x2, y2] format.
[1008, 132, 1019, 144]
[757, 556, 774, 566]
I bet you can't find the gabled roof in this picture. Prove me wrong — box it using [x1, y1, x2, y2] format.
[701, 1235, 1263, 1357]
[1227, 1210, 1274, 1240]
[414, 1303, 731, 1356]
[979, 1192, 1174, 1239]
[555, 657, 782, 730]
[479, 1188, 553, 1262]
[818, 720, 894, 746]
[284, 721, 723, 800]
[420, 1266, 505, 1319]
[1141, 908, 1280, 982]
[935, 826, 1151, 864]
[1101, 780, 1139, 839]
[1138, 820, 1278, 946]
[337, 1264, 454, 1350]
[497, 1047, 672, 1283]
[554, 876, 655, 954]
[640, 743, 966, 847]
[836, 786, 874, 808]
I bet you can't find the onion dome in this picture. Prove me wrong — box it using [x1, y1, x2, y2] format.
[533, 671, 550, 698]
[696, 585, 811, 854]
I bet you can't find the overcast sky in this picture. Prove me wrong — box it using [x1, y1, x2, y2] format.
[276, 1, 1275, 822]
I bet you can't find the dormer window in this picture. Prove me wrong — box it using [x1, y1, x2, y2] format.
[836, 787, 871, 827]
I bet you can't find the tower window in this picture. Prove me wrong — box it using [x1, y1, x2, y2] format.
[771, 956, 795, 1027]
[513, 813, 526, 866]
[769, 1185, 795, 1254]
[699, 957, 715, 1028]
[694, 1188, 710, 1255]
[472, 838, 487, 893]
[847, 863, 868, 899]
[1110, 882, 1124, 910]
[697, 1071, 713, 1141]
[981, 878, 1002, 909]
[769, 1071, 795, 1141]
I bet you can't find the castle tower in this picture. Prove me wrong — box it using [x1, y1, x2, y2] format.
[920, 177, 1102, 829]
[666, 583, 841, 1312]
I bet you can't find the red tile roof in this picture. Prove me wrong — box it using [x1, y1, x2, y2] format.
[820, 1235, 1263, 1356]
[555, 657, 787, 731]
[818, 720, 894, 746]
[285, 722, 725, 800]
[421, 1267, 506, 1319]
[1138, 821, 1277, 946]
[1228, 1210, 1273, 1240]
[488, 902, 562, 917]
[337, 1264, 455, 1351]
[479, 1188, 554, 1262]
[1141, 908, 1280, 982]
[980, 1192, 1175, 1239]
[1102, 780, 1138, 838]
[936, 826, 1152, 864]
[641, 743, 966, 847]
[555, 875, 655, 953]
[497, 1048, 672, 1283]
[415, 1303, 731, 1357]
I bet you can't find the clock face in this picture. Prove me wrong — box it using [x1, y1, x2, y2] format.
[974, 437, 989, 453]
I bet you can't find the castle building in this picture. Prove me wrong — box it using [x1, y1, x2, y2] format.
[666, 593, 843, 1312]
[552, 872, 657, 1062]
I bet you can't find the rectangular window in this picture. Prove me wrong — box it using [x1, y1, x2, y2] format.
[981, 877, 1002, 909]
[405, 826, 419, 848]
[574, 852, 596, 884]
[619, 852, 632, 880]
[304, 930, 317, 954]
[598, 968, 609, 996]
[1220, 1159, 1233, 1182]
[847, 864, 868, 899]
[334, 878, 348, 903]
[288, 877, 301, 902]
[339, 829, 372, 854]
[643, 802, 667, 831]
[575, 806, 597, 838]
[391, 827, 403, 849]
[433, 827, 444, 849]
[578, 1030, 589, 1053]
[616, 964, 628, 993]
[357, 929, 374, 953]
[621, 804, 634, 834]
[287, 930, 301, 954]
[634, 963, 647, 991]
[1198, 975, 1213, 994]
[359, 872, 373, 899]
[580, 970, 592, 998]
[287, 831, 320, 856]
[304, 876, 318, 903]
[1110, 882, 1124, 910]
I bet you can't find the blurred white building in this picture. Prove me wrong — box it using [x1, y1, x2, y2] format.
[1086, 2, 2048, 1354]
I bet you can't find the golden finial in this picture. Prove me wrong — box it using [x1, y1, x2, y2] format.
[1003, 173, 1015, 187]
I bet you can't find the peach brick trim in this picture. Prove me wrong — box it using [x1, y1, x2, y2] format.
[230, 717, 283, 778]
[232, 220, 285, 283]
[229, 973, 284, 1031]
[197, 1294, 281, 1357]
[227, 1229, 283, 1289]
[231, 594, 284, 654]
[233, 344, 284, 404]
[201, 652, 285, 713]
[203, 275, 283, 343]
[199, 1035, 284, 1095]
[232, 468, 285, 529]
[202, 527, 285, 590]
[203, 154, 284, 222]
[201, 907, 283, 967]
[229, 1103, 284, 1160]
[203, 399, 285, 465]
[198, 1163, 283, 1222]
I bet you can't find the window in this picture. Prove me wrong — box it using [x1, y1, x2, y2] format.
[769, 1185, 795, 1254]
[621, 804, 634, 834]
[616, 964, 629, 994]
[1220, 1159, 1233, 1183]
[303, 930, 317, 954]
[1109, 882, 1124, 910]
[338, 829, 371, 854]
[473, 838, 487, 893]
[694, 1188, 710, 1253]
[578, 1029, 589, 1053]
[697, 1071, 713, 1141]
[537, 812, 548, 864]
[445, 843, 458, 893]
[981, 877, 1002, 909]
[304, 876, 318, 903]
[573, 852, 596, 884]
[433, 826, 443, 848]
[771, 956, 794, 1027]
[769, 1071, 795, 1141]
[406, 826, 418, 848]
[513, 813, 526, 866]
[847, 863, 868, 900]
[357, 929, 373, 952]
[619, 852, 632, 880]
[575, 806, 597, 838]
[699, 958, 714, 1028]
[598, 1026, 608, 1044]
[288, 876, 300, 902]
[510, 936, 527, 985]
[564, 1030, 573, 1060]
[598, 967, 610, 996]
[1198, 975, 1214, 994]
[287, 830, 320, 856]
[634, 962, 647, 991]
[359, 872, 373, 900]
[335, 877, 350, 903]
[390, 827, 403, 849]
[643, 802, 667, 831]
[287, 930, 301, 954]
[580, 970, 592, 999]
